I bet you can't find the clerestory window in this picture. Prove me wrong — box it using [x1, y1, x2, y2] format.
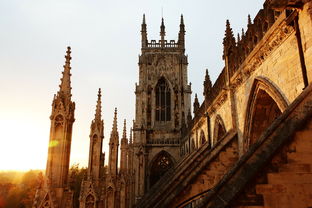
[155, 77, 171, 122]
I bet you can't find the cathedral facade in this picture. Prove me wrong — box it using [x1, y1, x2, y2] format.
[34, 0, 312, 207]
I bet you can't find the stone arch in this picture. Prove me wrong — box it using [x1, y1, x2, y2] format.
[200, 130, 206, 145]
[149, 150, 175, 188]
[213, 115, 226, 143]
[85, 194, 95, 208]
[244, 77, 288, 150]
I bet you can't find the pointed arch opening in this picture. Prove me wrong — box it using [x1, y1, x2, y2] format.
[244, 77, 288, 150]
[200, 130, 206, 145]
[149, 151, 174, 188]
[155, 77, 171, 122]
[85, 194, 95, 208]
[213, 115, 226, 143]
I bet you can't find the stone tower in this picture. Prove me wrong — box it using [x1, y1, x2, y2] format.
[79, 88, 105, 208]
[133, 15, 192, 201]
[33, 47, 75, 208]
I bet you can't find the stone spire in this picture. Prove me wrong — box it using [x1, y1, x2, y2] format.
[120, 119, 128, 173]
[178, 14, 185, 49]
[160, 18, 166, 46]
[58, 46, 72, 99]
[129, 127, 133, 144]
[94, 88, 102, 122]
[121, 119, 128, 144]
[223, 20, 236, 58]
[203, 69, 212, 100]
[108, 108, 119, 175]
[193, 93, 200, 115]
[87, 89, 104, 180]
[110, 108, 119, 140]
[141, 14, 148, 48]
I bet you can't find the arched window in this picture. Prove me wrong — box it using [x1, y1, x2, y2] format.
[150, 151, 174, 188]
[85, 194, 95, 208]
[155, 77, 171, 122]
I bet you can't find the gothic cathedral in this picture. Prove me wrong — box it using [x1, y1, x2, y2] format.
[34, 0, 312, 207]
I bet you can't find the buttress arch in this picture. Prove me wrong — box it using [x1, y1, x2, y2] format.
[243, 77, 288, 150]
[149, 150, 175, 188]
[213, 115, 226, 144]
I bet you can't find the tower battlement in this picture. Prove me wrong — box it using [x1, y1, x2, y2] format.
[141, 15, 185, 52]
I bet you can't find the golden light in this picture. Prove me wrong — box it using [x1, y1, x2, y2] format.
[0, 111, 49, 171]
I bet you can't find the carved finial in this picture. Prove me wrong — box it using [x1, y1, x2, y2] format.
[141, 14, 148, 48]
[248, 14, 252, 26]
[193, 93, 200, 115]
[223, 20, 236, 58]
[203, 69, 212, 99]
[122, 119, 127, 139]
[94, 88, 102, 121]
[160, 18, 166, 45]
[237, 33, 241, 42]
[59, 46, 72, 98]
[180, 14, 184, 25]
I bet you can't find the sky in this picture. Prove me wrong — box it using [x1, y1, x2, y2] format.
[0, 0, 263, 171]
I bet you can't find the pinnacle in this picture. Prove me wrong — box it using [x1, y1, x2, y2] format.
[94, 88, 102, 121]
[142, 14, 146, 24]
[204, 69, 212, 98]
[59, 46, 72, 98]
[223, 20, 236, 54]
[225, 20, 234, 39]
[160, 17, 166, 39]
[129, 127, 133, 144]
[122, 119, 127, 139]
[111, 108, 118, 138]
[180, 14, 184, 25]
[248, 14, 252, 26]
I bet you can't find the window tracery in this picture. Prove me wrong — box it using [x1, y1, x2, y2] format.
[155, 77, 171, 122]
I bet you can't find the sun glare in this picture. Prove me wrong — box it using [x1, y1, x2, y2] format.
[0, 113, 49, 171]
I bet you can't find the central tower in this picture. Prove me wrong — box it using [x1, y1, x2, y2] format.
[133, 15, 192, 201]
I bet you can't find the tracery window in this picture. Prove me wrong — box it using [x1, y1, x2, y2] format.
[85, 194, 95, 208]
[150, 151, 173, 187]
[155, 77, 171, 122]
